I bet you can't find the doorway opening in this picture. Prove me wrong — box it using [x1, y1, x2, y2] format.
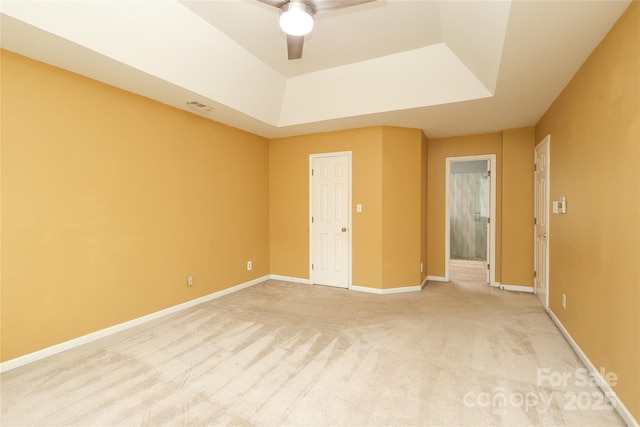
[445, 155, 496, 286]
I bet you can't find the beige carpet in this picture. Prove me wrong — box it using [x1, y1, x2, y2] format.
[0, 279, 625, 426]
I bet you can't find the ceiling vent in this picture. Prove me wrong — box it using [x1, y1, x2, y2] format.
[186, 101, 213, 114]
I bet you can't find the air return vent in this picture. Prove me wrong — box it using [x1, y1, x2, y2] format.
[186, 101, 213, 113]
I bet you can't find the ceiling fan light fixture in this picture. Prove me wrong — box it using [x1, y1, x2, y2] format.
[279, 2, 314, 36]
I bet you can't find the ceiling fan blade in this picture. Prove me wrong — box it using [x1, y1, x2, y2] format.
[287, 34, 304, 60]
[256, 0, 288, 9]
[310, 0, 376, 14]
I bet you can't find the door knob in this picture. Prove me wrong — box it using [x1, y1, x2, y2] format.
[341, 227, 347, 232]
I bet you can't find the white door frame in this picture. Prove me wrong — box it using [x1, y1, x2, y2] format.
[445, 155, 497, 285]
[309, 151, 353, 288]
[534, 136, 550, 309]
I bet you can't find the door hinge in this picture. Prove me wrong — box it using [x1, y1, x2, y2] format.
[487, 217, 491, 224]
[487, 264, 490, 270]
[311, 169, 314, 176]
[312, 264, 314, 270]
[311, 217, 314, 223]
[534, 270, 537, 278]
[534, 164, 538, 172]
[534, 217, 537, 225]
[487, 170, 491, 177]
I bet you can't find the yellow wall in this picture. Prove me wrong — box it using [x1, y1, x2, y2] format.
[502, 127, 535, 286]
[381, 127, 424, 288]
[0, 50, 270, 361]
[269, 126, 426, 289]
[270, 127, 384, 286]
[535, 2, 639, 418]
[426, 132, 504, 280]
[420, 132, 429, 285]
[426, 130, 535, 287]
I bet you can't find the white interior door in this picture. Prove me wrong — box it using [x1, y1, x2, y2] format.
[310, 153, 351, 288]
[534, 136, 550, 309]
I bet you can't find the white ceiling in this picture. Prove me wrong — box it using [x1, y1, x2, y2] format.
[0, 0, 631, 139]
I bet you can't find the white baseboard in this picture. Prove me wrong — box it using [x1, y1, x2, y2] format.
[270, 275, 425, 294]
[499, 283, 534, 293]
[420, 276, 429, 289]
[547, 309, 638, 427]
[351, 284, 422, 294]
[268, 274, 312, 285]
[350, 285, 383, 294]
[382, 285, 422, 294]
[426, 275, 448, 282]
[0, 275, 270, 373]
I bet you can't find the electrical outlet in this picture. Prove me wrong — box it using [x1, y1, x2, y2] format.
[247, 261, 252, 271]
[562, 293, 566, 309]
[187, 275, 194, 287]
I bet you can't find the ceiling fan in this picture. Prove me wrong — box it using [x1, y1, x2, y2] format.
[257, 0, 376, 60]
